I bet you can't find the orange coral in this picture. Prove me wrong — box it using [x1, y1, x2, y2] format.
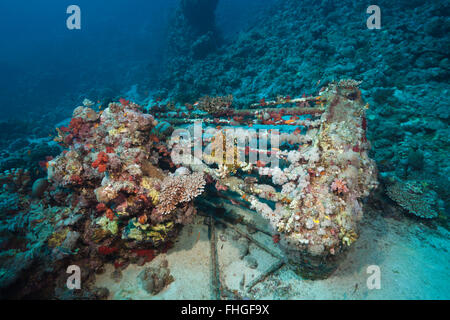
[92, 152, 109, 172]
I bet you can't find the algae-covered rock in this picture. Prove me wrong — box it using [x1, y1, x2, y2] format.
[137, 259, 174, 295]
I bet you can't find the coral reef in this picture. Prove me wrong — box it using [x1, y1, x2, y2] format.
[48, 101, 206, 244]
[167, 81, 378, 278]
[0, 100, 207, 298]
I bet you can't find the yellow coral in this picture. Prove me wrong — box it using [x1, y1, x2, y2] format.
[48, 228, 70, 248]
[141, 176, 160, 205]
[108, 126, 128, 136]
[339, 229, 358, 246]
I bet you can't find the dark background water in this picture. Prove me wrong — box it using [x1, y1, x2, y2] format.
[0, 0, 275, 119]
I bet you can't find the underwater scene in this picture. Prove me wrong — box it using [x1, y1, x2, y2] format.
[0, 0, 448, 301]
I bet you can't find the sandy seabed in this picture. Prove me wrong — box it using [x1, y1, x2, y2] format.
[94, 200, 450, 300]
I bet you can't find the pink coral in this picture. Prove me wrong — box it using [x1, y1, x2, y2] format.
[331, 178, 349, 195]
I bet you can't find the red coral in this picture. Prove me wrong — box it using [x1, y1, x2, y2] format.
[131, 249, 155, 263]
[69, 117, 84, 135]
[70, 175, 82, 184]
[96, 203, 107, 212]
[92, 152, 109, 172]
[105, 209, 115, 221]
[119, 98, 130, 106]
[97, 164, 107, 173]
[106, 146, 115, 153]
[97, 152, 109, 162]
[361, 116, 367, 131]
[98, 246, 118, 255]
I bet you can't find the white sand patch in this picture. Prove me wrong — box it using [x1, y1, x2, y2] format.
[94, 209, 450, 300]
[251, 214, 450, 300]
[94, 219, 213, 300]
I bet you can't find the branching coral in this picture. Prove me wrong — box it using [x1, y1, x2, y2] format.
[386, 179, 439, 219]
[155, 172, 206, 216]
[331, 178, 349, 195]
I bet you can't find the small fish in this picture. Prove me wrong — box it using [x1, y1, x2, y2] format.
[284, 119, 296, 124]
[313, 219, 320, 224]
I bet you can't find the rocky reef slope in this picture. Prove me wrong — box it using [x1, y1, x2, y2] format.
[161, 0, 449, 215]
